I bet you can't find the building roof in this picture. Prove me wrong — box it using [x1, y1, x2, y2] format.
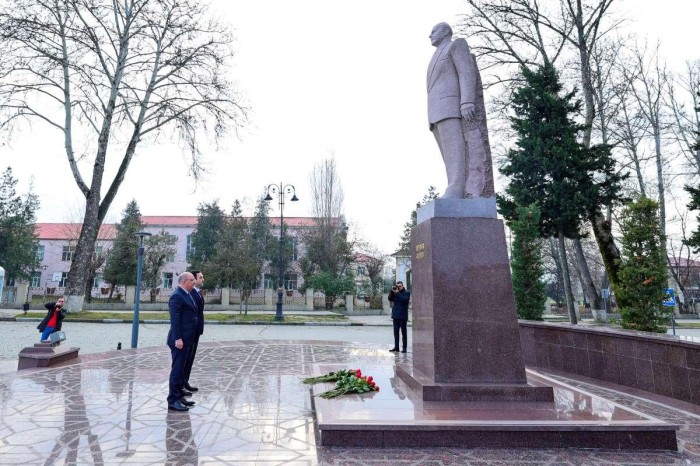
[35, 216, 325, 240]
[669, 257, 700, 268]
[36, 223, 117, 240]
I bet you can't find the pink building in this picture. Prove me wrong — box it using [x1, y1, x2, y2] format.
[33, 216, 311, 293]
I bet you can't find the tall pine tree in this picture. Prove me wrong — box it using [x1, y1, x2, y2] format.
[499, 63, 624, 324]
[103, 200, 143, 293]
[510, 203, 546, 320]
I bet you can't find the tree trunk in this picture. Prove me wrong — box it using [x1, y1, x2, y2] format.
[573, 238, 601, 309]
[558, 231, 577, 324]
[589, 210, 621, 288]
[549, 237, 564, 305]
[64, 192, 101, 312]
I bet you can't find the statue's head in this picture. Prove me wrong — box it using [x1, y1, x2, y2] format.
[429, 22, 452, 47]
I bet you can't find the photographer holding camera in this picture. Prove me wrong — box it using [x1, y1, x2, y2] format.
[37, 298, 67, 342]
[389, 282, 410, 353]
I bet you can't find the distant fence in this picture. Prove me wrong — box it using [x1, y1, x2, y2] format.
[2, 285, 388, 312]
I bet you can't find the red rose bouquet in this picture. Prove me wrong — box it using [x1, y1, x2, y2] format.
[303, 368, 379, 398]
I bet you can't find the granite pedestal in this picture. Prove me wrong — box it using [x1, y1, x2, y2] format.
[397, 199, 553, 402]
[17, 342, 80, 370]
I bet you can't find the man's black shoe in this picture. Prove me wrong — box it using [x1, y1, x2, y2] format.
[168, 401, 189, 411]
[389, 348, 399, 352]
[180, 398, 195, 407]
[401, 349, 407, 353]
[185, 384, 199, 392]
[181, 389, 193, 397]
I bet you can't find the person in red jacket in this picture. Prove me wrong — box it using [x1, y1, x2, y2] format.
[37, 298, 67, 342]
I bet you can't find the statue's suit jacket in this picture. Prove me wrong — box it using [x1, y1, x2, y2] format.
[427, 38, 477, 127]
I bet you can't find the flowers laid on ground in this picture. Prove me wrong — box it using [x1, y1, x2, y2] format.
[302, 368, 380, 398]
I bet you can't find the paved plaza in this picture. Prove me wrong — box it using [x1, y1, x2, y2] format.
[3, 333, 700, 464]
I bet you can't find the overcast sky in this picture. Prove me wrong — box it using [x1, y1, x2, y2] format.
[2, 0, 699, 254]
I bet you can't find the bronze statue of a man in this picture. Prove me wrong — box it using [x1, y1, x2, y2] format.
[427, 22, 494, 199]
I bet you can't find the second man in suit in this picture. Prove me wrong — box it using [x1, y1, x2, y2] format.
[183, 270, 205, 394]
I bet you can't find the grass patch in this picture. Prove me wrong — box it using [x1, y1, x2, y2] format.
[19, 311, 348, 323]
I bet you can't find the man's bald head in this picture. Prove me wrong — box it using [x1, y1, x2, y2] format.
[430, 22, 453, 47]
[178, 272, 195, 291]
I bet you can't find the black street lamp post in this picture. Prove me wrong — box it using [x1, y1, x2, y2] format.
[264, 183, 298, 321]
[131, 231, 152, 349]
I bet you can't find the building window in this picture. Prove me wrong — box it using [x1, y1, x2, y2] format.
[162, 272, 173, 289]
[186, 234, 195, 258]
[59, 272, 68, 287]
[356, 266, 366, 276]
[92, 273, 101, 289]
[166, 235, 177, 262]
[285, 273, 298, 290]
[30, 271, 41, 287]
[35, 245, 45, 261]
[290, 237, 298, 262]
[61, 246, 75, 261]
[264, 273, 275, 289]
[93, 245, 103, 260]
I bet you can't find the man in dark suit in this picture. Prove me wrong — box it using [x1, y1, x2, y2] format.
[167, 272, 199, 411]
[183, 270, 205, 394]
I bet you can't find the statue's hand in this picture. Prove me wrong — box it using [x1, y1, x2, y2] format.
[461, 103, 476, 121]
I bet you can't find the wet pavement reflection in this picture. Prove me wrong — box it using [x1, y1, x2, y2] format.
[0, 340, 697, 464]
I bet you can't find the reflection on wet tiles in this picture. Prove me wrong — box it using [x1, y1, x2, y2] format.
[0, 340, 696, 464]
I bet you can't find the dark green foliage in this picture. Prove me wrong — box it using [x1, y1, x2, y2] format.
[306, 270, 355, 309]
[0, 167, 39, 281]
[249, 196, 276, 270]
[498, 63, 624, 239]
[398, 186, 439, 253]
[687, 185, 700, 253]
[510, 204, 546, 320]
[188, 201, 226, 270]
[103, 200, 143, 287]
[615, 197, 669, 332]
[205, 200, 260, 290]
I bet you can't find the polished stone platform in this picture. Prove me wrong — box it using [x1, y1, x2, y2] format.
[2, 340, 700, 465]
[313, 364, 677, 449]
[17, 341, 80, 370]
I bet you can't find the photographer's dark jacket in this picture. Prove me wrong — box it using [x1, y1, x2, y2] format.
[391, 290, 410, 320]
[37, 302, 67, 332]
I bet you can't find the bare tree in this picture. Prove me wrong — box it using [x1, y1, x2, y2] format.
[624, 41, 675, 268]
[0, 0, 247, 310]
[668, 60, 700, 179]
[301, 156, 357, 301]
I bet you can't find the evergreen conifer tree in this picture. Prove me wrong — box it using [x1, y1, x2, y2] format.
[103, 200, 142, 291]
[0, 167, 39, 282]
[615, 197, 669, 332]
[188, 201, 226, 271]
[510, 203, 546, 320]
[499, 63, 624, 324]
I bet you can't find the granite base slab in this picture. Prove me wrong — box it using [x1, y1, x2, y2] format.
[417, 197, 497, 224]
[396, 362, 554, 402]
[17, 342, 80, 370]
[312, 364, 678, 450]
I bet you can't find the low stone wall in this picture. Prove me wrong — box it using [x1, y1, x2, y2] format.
[519, 321, 700, 405]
